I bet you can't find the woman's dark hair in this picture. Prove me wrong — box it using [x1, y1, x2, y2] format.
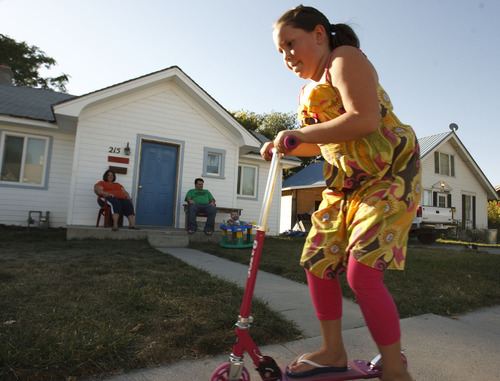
[274, 5, 360, 50]
[102, 169, 116, 182]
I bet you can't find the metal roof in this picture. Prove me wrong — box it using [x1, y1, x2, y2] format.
[417, 131, 452, 158]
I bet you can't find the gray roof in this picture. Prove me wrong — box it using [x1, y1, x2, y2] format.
[282, 161, 325, 188]
[0, 85, 76, 122]
[248, 129, 270, 145]
[247, 130, 269, 153]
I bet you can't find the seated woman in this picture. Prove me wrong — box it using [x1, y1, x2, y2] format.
[94, 169, 140, 230]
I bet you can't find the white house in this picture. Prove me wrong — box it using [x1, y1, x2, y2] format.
[0, 65, 298, 235]
[281, 130, 498, 233]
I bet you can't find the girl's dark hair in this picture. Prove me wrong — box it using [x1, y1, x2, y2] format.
[274, 5, 360, 50]
[103, 169, 116, 182]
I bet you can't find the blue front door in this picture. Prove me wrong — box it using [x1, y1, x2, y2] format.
[135, 141, 178, 226]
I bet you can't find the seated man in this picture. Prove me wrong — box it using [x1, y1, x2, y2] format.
[185, 178, 216, 235]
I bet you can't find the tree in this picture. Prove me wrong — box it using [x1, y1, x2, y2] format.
[231, 109, 298, 139]
[231, 109, 321, 179]
[258, 110, 298, 140]
[230, 110, 263, 132]
[0, 34, 69, 92]
[487, 200, 500, 229]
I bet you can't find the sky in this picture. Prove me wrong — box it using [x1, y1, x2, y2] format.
[2, 0, 499, 187]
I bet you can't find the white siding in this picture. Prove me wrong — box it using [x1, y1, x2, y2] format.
[280, 194, 293, 233]
[421, 140, 489, 229]
[1, 75, 287, 232]
[0, 124, 75, 227]
[68, 82, 245, 228]
[235, 160, 281, 236]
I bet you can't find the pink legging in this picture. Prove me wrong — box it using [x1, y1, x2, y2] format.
[306, 255, 400, 346]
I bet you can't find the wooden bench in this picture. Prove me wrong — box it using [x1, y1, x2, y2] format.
[183, 205, 242, 231]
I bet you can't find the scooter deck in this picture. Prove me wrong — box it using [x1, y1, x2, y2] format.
[281, 359, 381, 380]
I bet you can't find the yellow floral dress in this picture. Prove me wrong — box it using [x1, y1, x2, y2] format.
[299, 79, 422, 279]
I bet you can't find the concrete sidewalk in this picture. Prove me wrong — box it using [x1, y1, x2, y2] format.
[104, 248, 499, 381]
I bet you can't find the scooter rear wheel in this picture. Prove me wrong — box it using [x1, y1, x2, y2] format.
[211, 363, 250, 381]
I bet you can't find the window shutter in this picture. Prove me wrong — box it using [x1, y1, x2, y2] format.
[433, 192, 437, 207]
[447, 194, 452, 207]
[451, 156, 455, 177]
[434, 152, 439, 173]
[462, 195, 466, 227]
[472, 196, 476, 229]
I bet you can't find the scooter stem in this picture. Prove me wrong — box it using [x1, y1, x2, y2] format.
[239, 149, 281, 319]
[257, 148, 282, 232]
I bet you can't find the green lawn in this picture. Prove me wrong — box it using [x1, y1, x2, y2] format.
[0, 227, 301, 380]
[189, 235, 500, 318]
[1, 227, 499, 380]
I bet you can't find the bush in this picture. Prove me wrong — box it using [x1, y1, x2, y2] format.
[488, 201, 500, 229]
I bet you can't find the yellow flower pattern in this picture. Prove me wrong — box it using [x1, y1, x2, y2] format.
[298, 82, 422, 279]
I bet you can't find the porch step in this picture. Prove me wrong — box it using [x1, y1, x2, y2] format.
[147, 231, 189, 248]
[149, 230, 223, 248]
[66, 226, 223, 249]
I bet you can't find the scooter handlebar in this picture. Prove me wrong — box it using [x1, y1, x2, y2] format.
[267, 135, 300, 156]
[283, 135, 299, 150]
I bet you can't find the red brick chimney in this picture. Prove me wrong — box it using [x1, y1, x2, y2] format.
[0, 63, 13, 85]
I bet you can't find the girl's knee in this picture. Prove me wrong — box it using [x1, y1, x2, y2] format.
[346, 258, 384, 295]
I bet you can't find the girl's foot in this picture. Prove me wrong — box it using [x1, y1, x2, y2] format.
[287, 349, 347, 375]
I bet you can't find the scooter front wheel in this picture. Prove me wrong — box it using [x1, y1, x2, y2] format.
[211, 363, 251, 381]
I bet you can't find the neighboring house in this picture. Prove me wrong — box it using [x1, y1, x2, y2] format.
[0, 65, 298, 235]
[281, 131, 498, 232]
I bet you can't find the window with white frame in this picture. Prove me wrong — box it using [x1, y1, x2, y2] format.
[237, 164, 257, 198]
[202, 147, 225, 178]
[421, 189, 433, 206]
[434, 151, 455, 177]
[422, 189, 451, 208]
[0, 132, 50, 186]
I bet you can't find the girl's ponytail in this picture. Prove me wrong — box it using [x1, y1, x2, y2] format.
[329, 23, 360, 49]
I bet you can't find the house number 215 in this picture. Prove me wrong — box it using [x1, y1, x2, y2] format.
[109, 147, 121, 154]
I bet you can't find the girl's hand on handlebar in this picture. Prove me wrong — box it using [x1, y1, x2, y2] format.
[274, 130, 300, 154]
[260, 142, 274, 162]
[260, 132, 301, 161]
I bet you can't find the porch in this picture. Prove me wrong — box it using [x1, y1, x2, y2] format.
[66, 225, 222, 248]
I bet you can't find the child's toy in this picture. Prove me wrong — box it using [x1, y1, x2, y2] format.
[220, 210, 254, 248]
[220, 224, 254, 248]
[210, 137, 407, 380]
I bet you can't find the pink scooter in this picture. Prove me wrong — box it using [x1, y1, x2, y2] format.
[210, 137, 406, 381]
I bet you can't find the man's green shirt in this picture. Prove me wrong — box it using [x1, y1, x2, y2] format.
[185, 189, 214, 205]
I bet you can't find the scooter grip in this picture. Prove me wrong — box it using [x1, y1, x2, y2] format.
[267, 135, 299, 156]
[283, 135, 299, 150]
